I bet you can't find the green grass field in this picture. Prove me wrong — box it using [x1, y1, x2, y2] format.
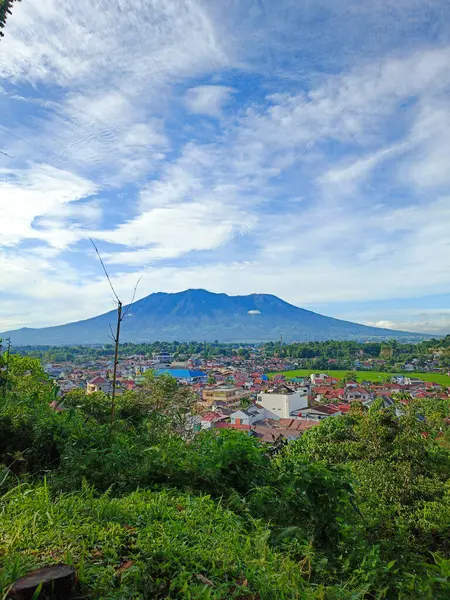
[267, 369, 450, 386]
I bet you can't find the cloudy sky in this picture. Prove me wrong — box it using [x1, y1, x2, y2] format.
[1, 0, 450, 335]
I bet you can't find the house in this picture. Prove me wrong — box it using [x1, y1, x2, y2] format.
[391, 375, 424, 387]
[86, 376, 112, 395]
[200, 412, 227, 429]
[135, 364, 153, 375]
[252, 420, 318, 442]
[363, 395, 404, 416]
[404, 377, 425, 386]
[120, 379, 135, 391]
[344, 386, 370, 402]
[209, 400, 234, 415]
[230, 405, 264, 426]
[44, 364, 65, 379]
[257, 384, 308, 419]
[277, 418, 319, 435]
[297, 405, 340, 420]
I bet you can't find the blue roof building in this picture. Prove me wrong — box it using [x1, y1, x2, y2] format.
[154, 368, 207, 383]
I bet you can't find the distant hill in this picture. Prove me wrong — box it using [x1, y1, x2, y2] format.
[1, 289, 429, 346]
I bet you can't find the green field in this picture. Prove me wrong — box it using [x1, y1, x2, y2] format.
[267, 369, 450, 386]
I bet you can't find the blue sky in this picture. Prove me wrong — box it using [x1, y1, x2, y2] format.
[1, 0, 450, 335]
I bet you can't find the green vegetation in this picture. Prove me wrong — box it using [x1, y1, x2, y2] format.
[14, 336, 450, 376]
[0, 350, 449, 599]
[1, 486, 307, 600]
[268, 369, 450, 385]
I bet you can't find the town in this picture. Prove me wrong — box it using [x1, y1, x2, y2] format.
[33, 340, 450, 443]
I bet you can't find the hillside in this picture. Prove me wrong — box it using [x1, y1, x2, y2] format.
[1, 289, 428, 345]
[0, 354, 449, 599]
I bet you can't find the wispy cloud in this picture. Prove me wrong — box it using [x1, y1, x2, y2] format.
[185, 85, 235, 117]
[0, 164, 97, 247]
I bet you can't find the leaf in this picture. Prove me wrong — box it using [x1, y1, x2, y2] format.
[195, 574, 215, 587]
[31, 583, 43, 600]
[116, 560, 134, 575]
[387, 560, 396, 570]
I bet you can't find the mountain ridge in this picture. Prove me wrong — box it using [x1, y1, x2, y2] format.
[1, 289, 429, 345]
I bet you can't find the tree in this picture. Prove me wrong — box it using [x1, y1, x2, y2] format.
[342, 370, 358, 384]
[0, 0, 21, 38]
[239, 396, 253, 410]
[135, 371, 197, 436]
[4, 354, 53, 400]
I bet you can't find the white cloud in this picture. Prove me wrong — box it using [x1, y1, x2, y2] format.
[185, 85, 235, 117]
[97, 200, 256, 263]
[0, 0, 228, 184]
[0, 164, 97, 247]
[363, 313, 450, 336]
[0, 0, 227, 87]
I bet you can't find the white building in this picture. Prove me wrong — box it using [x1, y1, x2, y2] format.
[153, 351, 173, 367]
[257, 385, 308, 420]
[310, 373, 328, 384]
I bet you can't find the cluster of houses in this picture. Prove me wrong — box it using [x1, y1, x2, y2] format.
[44, 352, 449, 444]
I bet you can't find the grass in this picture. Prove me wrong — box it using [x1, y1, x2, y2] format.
[267, 369, 450, 386]
[0, 483, 308, 600]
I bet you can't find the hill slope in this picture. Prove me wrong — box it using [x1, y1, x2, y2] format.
[1, 289, 427, 345]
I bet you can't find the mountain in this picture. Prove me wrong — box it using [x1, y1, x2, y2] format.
[1, 289, 428, 346]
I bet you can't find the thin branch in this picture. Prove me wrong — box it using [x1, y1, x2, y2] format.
[89, 238, 120, 304]
[89, 238, 122, 435]
[121, 277, 142, 320]
[108, 322, 116, 342]
[109, 293, 119, 306]
[0, 149, 13, 158]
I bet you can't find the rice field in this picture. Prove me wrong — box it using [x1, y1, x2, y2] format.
[267, 369, 450, 386]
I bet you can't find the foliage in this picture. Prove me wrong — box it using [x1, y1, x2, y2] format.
[0, 484, 309, 599]
[0, 352, 449, 599]
[288, 401, 450, 597]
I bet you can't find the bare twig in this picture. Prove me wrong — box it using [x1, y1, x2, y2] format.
[89, 239, 121, 432]
[89, 237, 120, 304]
[108, 322, 116, 342]
[89, 239, 143, 432]
[110, 300, 122, 426]
[122, 277, 142, 320]
[0, 149, 13, 158]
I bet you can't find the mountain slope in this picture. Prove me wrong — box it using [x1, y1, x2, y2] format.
[1, 289, 427, 345]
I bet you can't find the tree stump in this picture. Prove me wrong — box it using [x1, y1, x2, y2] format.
[8, 565, 78, 600]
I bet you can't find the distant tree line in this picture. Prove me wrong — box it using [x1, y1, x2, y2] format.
[11, 336, 450, 370]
